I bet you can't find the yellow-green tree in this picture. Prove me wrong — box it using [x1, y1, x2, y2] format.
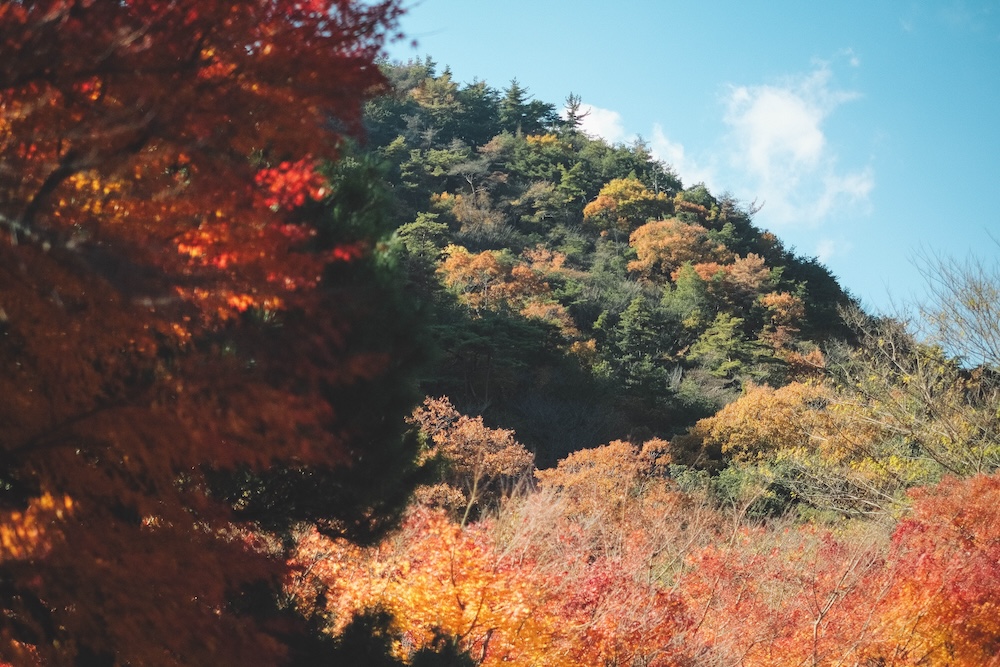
[830, 307, 1000, 478]
[583, 177, 672, 238]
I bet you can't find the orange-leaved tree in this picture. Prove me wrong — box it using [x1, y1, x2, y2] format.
[526, 440, 702, 665]
[681, 473, 1000, 666]
[407, 396, 534, 518]
[289, 507, 574, 667]
[627, 218, 733, 281]
[681, 521, 890, 667]
[0, 1, 423, 665]
[290, 439, 702, 666]
[437, 245, 550, 314]
[866, 473, 1000, 665]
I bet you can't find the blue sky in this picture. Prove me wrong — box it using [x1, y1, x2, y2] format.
[386, 1, 1000, 313]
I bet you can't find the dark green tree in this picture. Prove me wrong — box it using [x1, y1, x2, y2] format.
[499, 79, 559, 135]
[689, 312, 769, 380]
[453, 80, 502, 147]
[597, 296, 674, 395]
[561, 92, 589, 136]
[662, 262, 714, 342]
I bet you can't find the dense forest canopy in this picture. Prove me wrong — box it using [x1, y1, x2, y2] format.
[3, 5, 1000, 665]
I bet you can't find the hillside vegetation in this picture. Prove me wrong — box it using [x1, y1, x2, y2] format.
[4, 7, 1000, 661]
[284, 60, 1000, 666]
[365, 58, 853, 465]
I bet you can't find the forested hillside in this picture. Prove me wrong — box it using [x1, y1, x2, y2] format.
[364, 58, 853, 464]
[3, 5, 1000, 664]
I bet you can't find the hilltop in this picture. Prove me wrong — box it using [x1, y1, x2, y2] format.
[361, 58, 855, 464]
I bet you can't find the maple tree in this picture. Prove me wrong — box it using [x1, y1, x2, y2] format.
[289, 508, 573, 667]
[292, 439, 700, 666]
[0, 1, 423, 664]
[724, 252, 773, 296]
[681, 521, 891, 667]
[679, 473, 1000, 666]
[759, 291, 806, 348]
[506, 440, 705, 666]
[535, 440, 656, 519]
[863, 473, 1000, 666]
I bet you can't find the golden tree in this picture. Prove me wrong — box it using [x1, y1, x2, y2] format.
[627, 218, 733, 280]
[437, 245, 550, 313]
[583, 177, 672, 238]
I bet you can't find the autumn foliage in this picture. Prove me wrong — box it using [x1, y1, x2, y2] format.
[290, 438, 696, 666]
[293, 455, 1000, 666]
[628, 218, 732, 280]
[407, 397, 534, 515]
[582, 177, 672, 235]
[0, 1, 410, 664]
[290, 508, 572, 666]
[437, 245, 550, 313]
[872, 474, 1000, 664]
[278, 57, 1000, 667]
[678, 473, 1000, 667]
[7, 6, 1000, 664]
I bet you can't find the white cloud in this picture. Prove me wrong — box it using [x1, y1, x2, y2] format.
[815, 168, 875, 219]
[571, 103, 628, 144]
[722, 64, 872, 226]
[650, 124, 715, 189]
[564, 70, 872, 231]
[650, 124, 685, 165]
[726, 84, 827, 175]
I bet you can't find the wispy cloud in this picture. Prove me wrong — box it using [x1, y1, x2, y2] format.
[721, 63, 873, 226]
[939, 1, 994, 33]
[842, 48, 862, 67]
[815, 238, 838, 263]
[815, 169, 874, 218]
